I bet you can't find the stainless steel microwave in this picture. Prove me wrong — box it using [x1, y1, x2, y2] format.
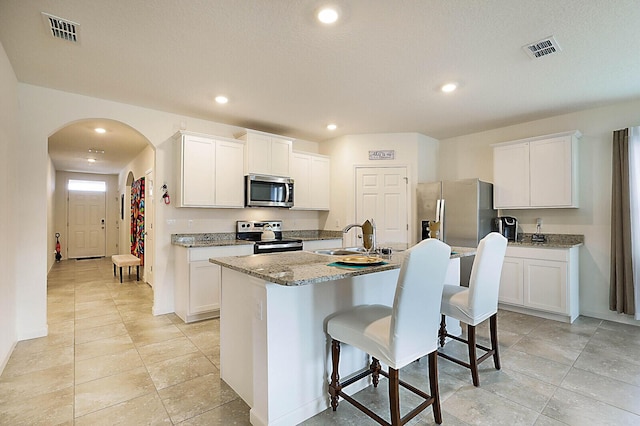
[245, 174, 294, 208]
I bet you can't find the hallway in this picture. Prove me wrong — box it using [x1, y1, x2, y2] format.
[0, 257, 250, 424]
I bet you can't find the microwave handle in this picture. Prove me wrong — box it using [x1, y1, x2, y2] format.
[285, 183, 290, 202]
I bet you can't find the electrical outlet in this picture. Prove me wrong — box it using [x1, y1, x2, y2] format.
[536, 218, 543, 226]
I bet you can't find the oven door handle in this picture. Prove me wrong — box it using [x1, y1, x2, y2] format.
[256, 242, 302, 251]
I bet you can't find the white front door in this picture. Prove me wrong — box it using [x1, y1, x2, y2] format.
[355, 167, 408, 248]
[68, 190, 106, 258]
[145, 169, 154, 286]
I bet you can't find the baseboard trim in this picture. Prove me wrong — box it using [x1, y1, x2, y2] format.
[0, 340, 18, 376]
[17, 325, 49, 341]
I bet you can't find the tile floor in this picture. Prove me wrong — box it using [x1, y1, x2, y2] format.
[0, 257, 639, 425]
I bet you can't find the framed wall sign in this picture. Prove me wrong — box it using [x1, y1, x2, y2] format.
[369, 150, 395, 160]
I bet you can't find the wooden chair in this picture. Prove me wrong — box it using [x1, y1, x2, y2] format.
[438, 232, 508, 386]
[327, 238, 451, 425]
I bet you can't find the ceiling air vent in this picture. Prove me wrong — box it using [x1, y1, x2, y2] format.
[523, 35, 561, 59]
[41, 12, 80, 43]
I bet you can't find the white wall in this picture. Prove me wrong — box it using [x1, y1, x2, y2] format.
[53, 171, 120, 260]
[322, 132, 439, 245]
[439, 99, 640, 324]
[0, 41, 18, 371]
[47, 157, 56, 272]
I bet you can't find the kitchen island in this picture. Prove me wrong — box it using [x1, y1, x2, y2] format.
[210, 247, 475, 426]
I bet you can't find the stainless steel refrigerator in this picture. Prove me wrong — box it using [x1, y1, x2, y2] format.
[416, 178, 494, 285]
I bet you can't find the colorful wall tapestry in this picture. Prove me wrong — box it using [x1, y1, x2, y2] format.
[131, 177, 145, 265]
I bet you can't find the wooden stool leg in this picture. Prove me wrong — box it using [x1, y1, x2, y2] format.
[438, 314, 447, 347]
[388, 367, 401, 426]
[113, 263, 116, 277]
[136, 265, 139, 281]
[329, 339, 341, 411]
[429, 351, 442, 424]
[119, 266, 123, 284]
[490, 313, 501, 370]
[468, 324, 479, 386]
[371, 357, 381, 388]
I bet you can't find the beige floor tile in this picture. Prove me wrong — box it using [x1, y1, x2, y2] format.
[158, 372, 238, 424]
[75, 333, 136, 361]
[75, 347, 145, 384]
[442, 385, 539, 425]
[75, 311, 124, 331]
[146, 351, 218, 390]
[74, 366, 155, 418]
[2, 344, 73, 378]
[573, 343, 640, 386]
[137, 336, 200, 365]
[74, 391, 172, 425]
[122, 313, 174, 331]
[500, 349, 571, 386]
[542, 388, 640, 425]
[75, 321, 129, 344]
[0, 363, 73, 404]
[510, 335, 583, 365]
[179, 397, 251, 425]
[473, 367, 556, 412]
[128, 323, 185, 346]
[560, 367, 640, 415]
[0, 385, 74, 425]
[9, 328, 74, 356]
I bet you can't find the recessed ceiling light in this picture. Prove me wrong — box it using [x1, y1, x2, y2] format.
[441, 83, 458, 93]
[87, 158, 96, 163]
[94, 127, 106, 134]
[215, 95, 229, 104]
[327, 123, 337, 131]
[318, 7, 339, 24]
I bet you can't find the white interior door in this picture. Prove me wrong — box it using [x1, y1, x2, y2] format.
[355, 167, 408, 248]
[68, 190, 106, 258]
[145, 169, 154, 286]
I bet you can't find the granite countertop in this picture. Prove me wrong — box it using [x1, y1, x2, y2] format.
[209, 246, 476, 286]
[508, 233, 584, 248]
[171, 230, 344, 248]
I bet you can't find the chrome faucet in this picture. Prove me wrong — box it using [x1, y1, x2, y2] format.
[342, 223, 362, 233]
[342, 219, 377, 253]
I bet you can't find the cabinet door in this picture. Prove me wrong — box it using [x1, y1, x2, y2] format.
[189, 261, 220, 314]
[493, 143, 530, 208]
[246, 132, 272, 175]
[270, 136, 292, 177]
[291, 152, 311, 209]
[182, 135, 216, 206]
[311, 156, 330, 210]
[498, 257, 524, 305]
[215, 139, 245, 207]
[523, 258, 567, 314]
[529, 136, 573, 207]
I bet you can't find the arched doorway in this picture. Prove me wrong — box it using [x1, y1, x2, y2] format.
[48, 119, 155, 285]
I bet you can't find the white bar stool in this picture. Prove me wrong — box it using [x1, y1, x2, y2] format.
[326, 238, 451, 425]
[438, 232, 508, 386]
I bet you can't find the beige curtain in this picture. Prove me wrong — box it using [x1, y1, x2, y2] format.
[610, 128, 635, 314]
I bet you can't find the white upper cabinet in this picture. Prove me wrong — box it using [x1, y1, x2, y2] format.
[492, 130, 580, 209]
[239, 130, 293, 177]
[291, 152, 330, 210]
[176, 131, 245, 208]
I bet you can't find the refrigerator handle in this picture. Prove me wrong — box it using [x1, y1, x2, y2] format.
[440, 198, 445, 241]
[436, 199, 441, 222]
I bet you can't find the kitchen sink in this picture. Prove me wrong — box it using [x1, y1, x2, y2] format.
[313, 247, 368, 256]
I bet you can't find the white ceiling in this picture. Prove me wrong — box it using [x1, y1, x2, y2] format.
[2, 0, 640, 174]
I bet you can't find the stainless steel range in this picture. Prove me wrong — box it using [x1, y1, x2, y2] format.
[236, 220, 303, 254]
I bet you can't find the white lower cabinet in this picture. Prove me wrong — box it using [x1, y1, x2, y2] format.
[498, 246, 579, 323]
[174, 244, 253, 323]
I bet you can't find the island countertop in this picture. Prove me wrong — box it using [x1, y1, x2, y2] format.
[209, 246, 476, 286]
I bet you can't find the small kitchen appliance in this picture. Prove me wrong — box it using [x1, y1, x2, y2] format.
[236, 220, 303, 254]
[492, 216, 518, 242]
[245, 174, 294, 208]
